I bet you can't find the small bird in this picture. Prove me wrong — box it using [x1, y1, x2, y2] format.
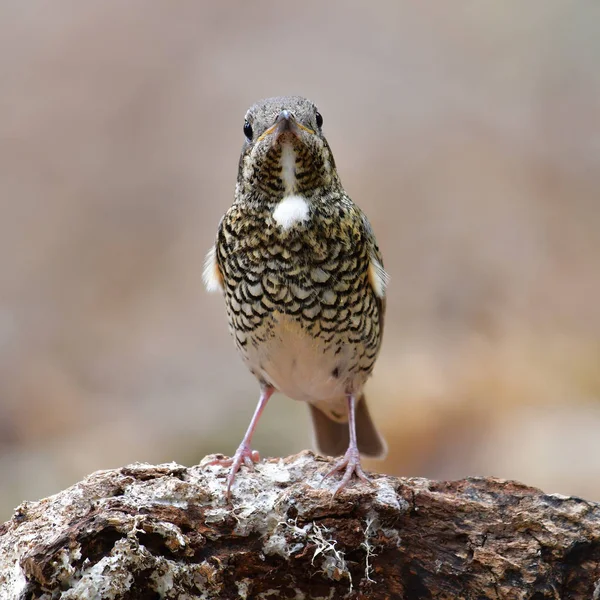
[204, 96, 389, 496]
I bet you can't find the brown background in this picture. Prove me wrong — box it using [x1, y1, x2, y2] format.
[1, 1, 599, 521]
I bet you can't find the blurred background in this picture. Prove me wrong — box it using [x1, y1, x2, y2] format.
[1, 1, 599, 521]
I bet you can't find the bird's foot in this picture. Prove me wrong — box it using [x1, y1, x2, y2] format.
[324, 446, 372, 496]
[207, 444, 260, 499]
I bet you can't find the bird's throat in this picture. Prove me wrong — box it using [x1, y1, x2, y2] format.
[280, 143, 297, 194]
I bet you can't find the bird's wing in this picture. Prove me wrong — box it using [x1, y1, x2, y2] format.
[203, 216, 226, 293]
[202, 244, 223, 292]
[360, 211, 389, 339]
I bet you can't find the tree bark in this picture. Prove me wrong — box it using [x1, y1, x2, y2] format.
[1, 451, 599, 599]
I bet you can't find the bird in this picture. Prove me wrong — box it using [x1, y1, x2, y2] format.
[203, 96, 389, 497]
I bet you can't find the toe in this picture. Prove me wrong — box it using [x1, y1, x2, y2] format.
[325, 449, 372, 495]
[217, 445, 262, 499]
[333, 466, 354, 496]
[354, 464, 371, 484]
[325, 456, 348, 479]
[207, 457, 234, 467]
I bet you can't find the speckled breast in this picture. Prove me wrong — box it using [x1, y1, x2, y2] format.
[215, 198, 382, 404]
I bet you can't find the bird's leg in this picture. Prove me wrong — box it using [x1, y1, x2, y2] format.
[325, 394, 371, 495]
[208, 384, 274, 498]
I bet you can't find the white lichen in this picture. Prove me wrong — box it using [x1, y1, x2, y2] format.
[1, 561, 27, 600]
[374, 478, 408, 512]
[309, 523, 352, 592]
[361, 513, 379, 583]
[263, 518, 312, 559]
[236, 579, 252, 599]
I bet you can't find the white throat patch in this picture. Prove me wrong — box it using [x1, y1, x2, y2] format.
[273, 195, 310, 230]
[280, 143, 296, 193]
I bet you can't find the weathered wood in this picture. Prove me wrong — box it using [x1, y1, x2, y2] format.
[1, 451, 599, 599]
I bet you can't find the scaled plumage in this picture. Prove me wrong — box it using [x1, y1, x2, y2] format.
[206, 96, 388, 497]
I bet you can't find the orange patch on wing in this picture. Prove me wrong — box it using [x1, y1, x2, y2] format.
[368, 259, 389, 299]
[203, 246, 224, 292]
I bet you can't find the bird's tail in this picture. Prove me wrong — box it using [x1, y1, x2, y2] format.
[309, 394, 387, 459]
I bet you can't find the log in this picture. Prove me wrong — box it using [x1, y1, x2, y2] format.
[0, 451, 599, 599]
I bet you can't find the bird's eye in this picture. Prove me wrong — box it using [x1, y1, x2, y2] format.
[243, 120, 253, 140]
[315, 112, 323, 128]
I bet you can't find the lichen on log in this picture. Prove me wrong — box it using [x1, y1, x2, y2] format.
[1, 451, 599, 599]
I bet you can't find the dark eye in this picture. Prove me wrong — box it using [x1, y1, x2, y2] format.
[315, 111, 323, 128]
[243, 120, 253, 140]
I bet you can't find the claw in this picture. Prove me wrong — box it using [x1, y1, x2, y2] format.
[208, 445, 261, 499]
[325, 445, 372, 496]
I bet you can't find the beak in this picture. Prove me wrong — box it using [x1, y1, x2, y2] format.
[273, 110, 298, 138]
[258, 110, 315, 142]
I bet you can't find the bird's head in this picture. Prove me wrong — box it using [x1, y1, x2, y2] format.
[237, 96, 340, 199]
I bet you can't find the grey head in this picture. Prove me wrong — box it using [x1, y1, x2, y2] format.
[237, 96, 340, 200]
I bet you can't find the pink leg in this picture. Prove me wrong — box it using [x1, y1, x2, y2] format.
[324, 394, 371, 495]
[209, 384, 274, 499]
